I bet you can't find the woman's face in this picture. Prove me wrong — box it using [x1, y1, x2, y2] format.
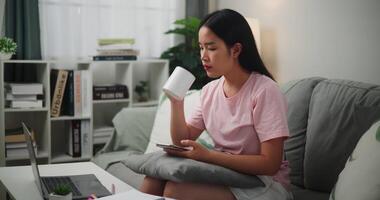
[198, 26, 237, 78]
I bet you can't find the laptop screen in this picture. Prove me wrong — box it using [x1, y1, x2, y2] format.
[22, 122, 44, 197]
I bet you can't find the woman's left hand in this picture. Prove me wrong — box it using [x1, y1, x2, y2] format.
[164, 140, 210, 162]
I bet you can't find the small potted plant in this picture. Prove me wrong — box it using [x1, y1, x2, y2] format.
[0, 37, 17, 60]
[49, 184, 72, 200]
[134, 80, 149, 102]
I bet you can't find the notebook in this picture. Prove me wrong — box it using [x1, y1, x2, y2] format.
[22, 122, 112, 199]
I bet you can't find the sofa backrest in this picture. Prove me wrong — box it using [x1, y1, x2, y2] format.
[282, 78, 380, 192]
[281, 77, 326, 188]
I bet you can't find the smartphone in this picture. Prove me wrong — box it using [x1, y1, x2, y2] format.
[156, 143, 192, 151]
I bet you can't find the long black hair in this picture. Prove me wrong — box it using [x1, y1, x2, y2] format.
[199, 9, 274, 80]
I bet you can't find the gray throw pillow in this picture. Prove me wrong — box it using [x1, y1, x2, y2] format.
[121, 151, 265, 188]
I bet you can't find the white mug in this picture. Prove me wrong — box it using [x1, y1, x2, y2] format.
[162, 66, 195, 100]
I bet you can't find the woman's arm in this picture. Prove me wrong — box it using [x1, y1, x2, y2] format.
[207, 138, 285, 176]
[170, 100, 203, 145]
[166, 137, 285, 176]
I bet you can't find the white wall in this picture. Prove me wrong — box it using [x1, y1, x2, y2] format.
[215, 0, 380, 84]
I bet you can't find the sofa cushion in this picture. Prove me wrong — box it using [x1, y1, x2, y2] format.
[107, 162, 145, 189]
[291, 185, 329, 200]
[144, 90, 214, 153]
[112, 106, 157, 152]
[329, 120, 380, 200]
[281, 77, 325, 187]
[121, 151, 264, 188]
[304, 79, 380, 192]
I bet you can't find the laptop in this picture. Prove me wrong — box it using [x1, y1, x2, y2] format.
[22, 122, 112, 199]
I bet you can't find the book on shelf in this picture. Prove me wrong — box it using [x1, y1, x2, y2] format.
[5, 83, 43, 95]
[5, 126, 35, 143]
[93, 126, 114, 145]
[51, 69, 69, 117]
[97, 38, 135, 46]
[96, 44, 136, 51]
[6, 100, 43, 108]
[5, 141, 37, 158]
[96, 49, 139, 56]
[6, 93, 42, 101]
[93, 84, 129, 100]
[81, 70, 91, 117]
[93, 84, 128, 92]
[60, 70, 74, 116]
[73, 70, 82, 116]
[92, 55, 137, 61]
[6, 142, 28, 149]
[67, 120, 81, 157]
[80, 120, 91, 157]
[50, 69, 58, 102]
[94, 126, 115, 137]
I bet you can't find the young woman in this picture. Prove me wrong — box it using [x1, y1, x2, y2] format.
[140, 9, 293, 200]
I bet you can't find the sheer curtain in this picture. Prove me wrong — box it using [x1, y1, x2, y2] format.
[39, 0, 185, 60]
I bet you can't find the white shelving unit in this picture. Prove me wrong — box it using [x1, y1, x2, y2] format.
[91, 59, 168, 154]
[0, 59, 168, 166]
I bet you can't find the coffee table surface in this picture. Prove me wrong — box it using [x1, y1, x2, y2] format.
[0, 162, 133, 200]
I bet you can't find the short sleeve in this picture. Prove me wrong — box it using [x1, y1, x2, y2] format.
[252, 84, 289, 142]
[186, 91, 206, 131]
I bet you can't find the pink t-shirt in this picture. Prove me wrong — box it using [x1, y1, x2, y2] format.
[186, 72, 290, 188]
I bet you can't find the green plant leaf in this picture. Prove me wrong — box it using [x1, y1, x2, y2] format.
[0, 37, 17, 54]
[174, 17, 200, 29]
[53, 184, 71, 195]
[165, 29, 193, 37]
[160, 16, 211, 89]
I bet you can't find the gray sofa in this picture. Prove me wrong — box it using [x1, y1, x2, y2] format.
[92, 77, 380, 200]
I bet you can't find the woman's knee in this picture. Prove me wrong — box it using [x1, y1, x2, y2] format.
[140, 176, 166, 195]
[163, 181, 182, 199]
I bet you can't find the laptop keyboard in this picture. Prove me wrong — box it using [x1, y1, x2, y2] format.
[41, 177, 81, 196]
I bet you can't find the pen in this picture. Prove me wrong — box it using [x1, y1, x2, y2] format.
[111, 183, 115, 194]
[87, 194, 97, 199]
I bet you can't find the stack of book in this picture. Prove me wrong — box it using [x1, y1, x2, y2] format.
[93, 126, 114, 145]
[5, 83, 43, 108]
[93, 38, 139, 61]
[93, 84, 129, 100]
[5, 126, 37, 158]
[50, 69, 91, 117]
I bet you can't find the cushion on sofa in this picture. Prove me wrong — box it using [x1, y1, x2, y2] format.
[291, 185, 330, 200]
[329, 120, 380, 200]
[107, 162, 145, 189]
[304, 79, 380, 192]
[144, 90, 214, 153]
[92, 107, 157, 170]
[112, 106, 157, 152]
[121, 151, 265, 188]
[281, 77, 326, 187]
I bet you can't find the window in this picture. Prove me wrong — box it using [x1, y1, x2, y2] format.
[39, 0, 185, 60]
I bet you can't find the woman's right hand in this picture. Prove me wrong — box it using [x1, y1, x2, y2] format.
[168, 94, 188, 145]
[167, 94, 203, 144]
[164, 140, 210, 162]
[167, 95, 184, 106]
